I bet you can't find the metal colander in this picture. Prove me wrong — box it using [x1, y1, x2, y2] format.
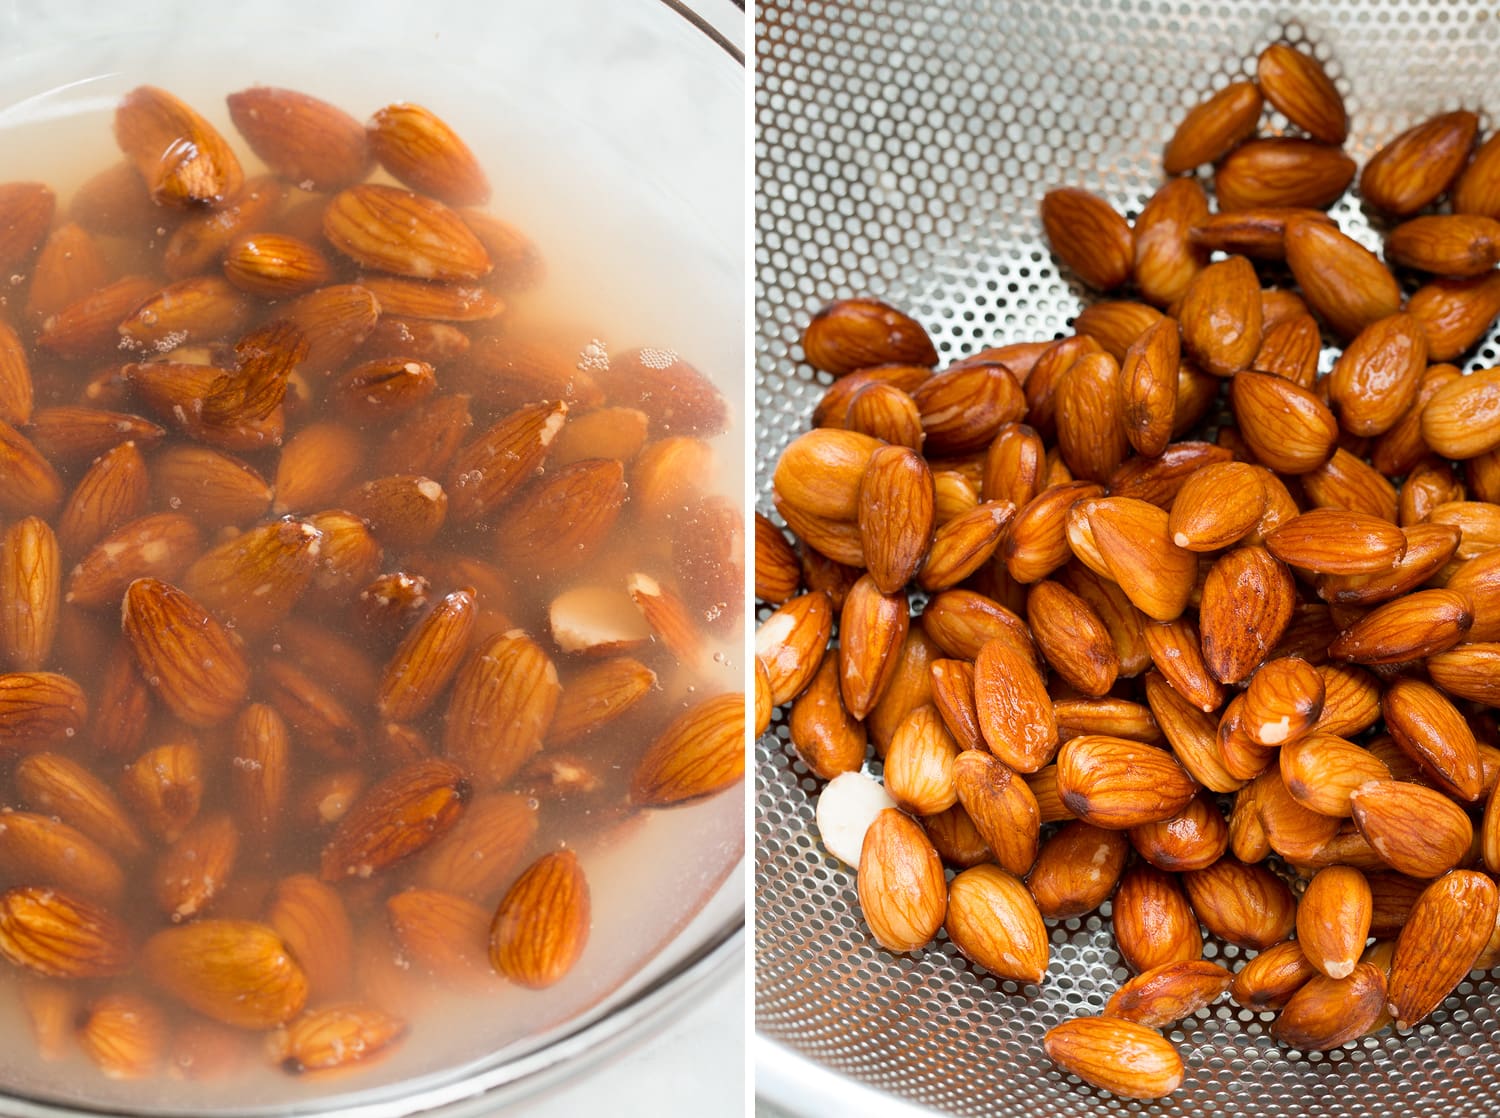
[753, 2, 1500, 1115]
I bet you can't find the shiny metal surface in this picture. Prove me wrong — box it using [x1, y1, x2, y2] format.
[754, 2, 1500, 1114]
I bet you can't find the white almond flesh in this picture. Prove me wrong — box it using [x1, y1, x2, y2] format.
[816, 770, 898, 867]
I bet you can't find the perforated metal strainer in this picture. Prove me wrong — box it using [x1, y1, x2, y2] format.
[754, 3, 1500, 1115]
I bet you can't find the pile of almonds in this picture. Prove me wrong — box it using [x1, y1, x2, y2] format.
[0, 85, 744, 1082]
[758, 38, 1500, 1101]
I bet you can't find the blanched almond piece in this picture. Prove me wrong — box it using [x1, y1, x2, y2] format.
[368, 102, 489, 206]
[444, 630, 560, 788]
[142, 920, 306, 1029]
[631, 692, 745, 807]
[1043, 1016, 1183, 1100]
[114, 85, 243, 207]
[0, 887, 130, 978]
[275, 1004, 406, 1074]
[489, 849, 590, 988]
[323, 183, 491, 281]
[320, 758, 469, 882]
[548, 583, 652, 656]
[266, 874, 353, 1003]
[226, 87, 372, 190]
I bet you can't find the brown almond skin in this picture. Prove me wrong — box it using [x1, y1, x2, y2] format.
[1086, 497, 1197, 622]
[1254, 312, 1322, 386]
[1328, 588, 1473, 664]
[1192, 210, 1335, 265]
[1162, 81, 1263, 174]
[1105, 959, 1233, 1027]
[368, 102, 490, 207]
[944, 864, 1048, 984]
[858, 445, 934, 594]
[1408, 272, 1500, 362]
[1026, 820, 1129, 919]
[1350, 780, 1473, 879]
[1128, 793, 1229, 873]
[1297, 865, 1373, 980]
[754, 513, 801, 605]
[1167, 461, 1265, 552]
[1382, 677, 1482, 803]
[1257, 43, 1347, 143]
[115, 86, 242, 207]
[1215, 139, 1356, 212]
[227, 87, 371, 190]
[0, 887, 130, 979]
[1233, 370, 1340, 473]
[916, 500, 1013, 592]
[845, 381, 924, 449]
[121, 579, 249, 729]
[1302, 447, 1399, 523]
[1199, 545, 1297, 685]
[856, 808, 946, 953]
[1055, 735, 1198, 830]
[1179, 256, 1262, 377]
[952, 749, 1040, 877]
[1265, 510, 1408, 576]
[1026, 579, 1118, 697]
[1242, 656, 1324, 748]
[444, 631, 560, 789]
[1120, 316, 1181, 458]
[489, 850, 590, 988]
[319, 759, 469, 882]
[1422, 366, 1500, 460]
[0, 182, 55, 274]
[1133, 178, 1209, 308]
[755, 591, 834, 707]
[375, 588, 478, 722]
[913, 363, 1026, 456]
[882, 705, 959, 817]
[141, 920, 306, 1029]
[1388, 870, 1499, 1029]
[1386, 213, 1500, 277]
[1327, 314, 1428, 437]
[1284, 219, 1403, 340]
[1113, 862, 1202, 973]
[1361, 110, 1479, 217]
[276, 1004, 407, 1074]
[801, 298, 937, 375]
[1044, 1016, 1184, 1100]
[973, 637, 1057, 772]
[1280, 734, 1391, 818]
[1274, 962, 1388, 1050]
[789, 654, 868, 780]
[1144, 672, 1242, 794]
[1182, 857, 1297, 950]
[839, 574, 909, 720]
[1230, 940, 1319, 1012]
[1430, 643, 1500, 708]
[630, 692, 745, 807]
[1040, 187, 1133, 291]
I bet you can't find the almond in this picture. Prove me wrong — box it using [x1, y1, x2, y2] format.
[1215, 138, 1356, 211]
[1349, 780, 1472, 878]
[367, 102, 489, 206]
[0, 811, 125, 903]
[1105, 959, 1233, 1028]
[0, 887, 130, 979]
[1085, 496, 1197, 622]
[222, 232, 334, 297]
[945, 863, 1048, 984]
[1166, 461, 1265, 552]
[153, 814, 238, 922]
[1273, 962, 1388, 1050]
[856, 808, 946, 954]
[856, 445, 934, 594]
[951, 748, 1040, 876]
[587, 345, 731, 436]
[356, 274, 503, 322]
[1388, 870, 1498, 1029]
[1026, 579, 1118, 697]
[1043, 1016, 1183, 1100]
[77, 992, 166, 1080]
[26, 406, 164, 470]
[114, 85, 242, 206]
[1385, 213, 1500, 277]
[386, 888, 492, 981]
[13, 752, 146, 859]
[1119, 316, 1181, 457]
[374, 587, 477, 722]
[1256, 43, 1347, 143]
[1421, 365, 1500, 459]
[319, 758, 469, 882]
[630, 436, 713, 523]
[1382, 677, 1482, 802]
[444, 630, 560, 788]
[275, 1004, 406, 1073]
[1025, 820, 1128, 919]
[755, 591, 834, 706]
[120, 740, 203, 843]
[224, 86, 371, 189]
[458, 209, 542, 289]
[1229, 939, 1318, 1012]
[66, 513, 202, 611]
[1265, 509, 1407, 575]
[142, 919, 306, 1028]
[182, 519, 323, 635]
[0, 181, 55, 273]
[492, 459, 623, 571]
[1191, 209, 1335, 265]
[839, 574, 910, 720]
[1242, 656, 1323, 747]
[1280, 733, 1391, 818]
[229, 703, 289, 835]
[1132, 178, 1209, 308]
[155, 444, 274, 529]
[788, 653, 866, 780]
[1408, 271, 1500, 361]
[1040, 188, 1133, 291]
[0, 420, 64, 519]
[1253, 312, 1322, 385]
[489, 849, 590, 988]
[1284, 218, 1403, 339]
[0, 671, 87, 750]
[262, 659, 364, 762]
[1361, 110, 1478, 217]
[1002, 480, 1105, 584]
[631, 692, 745, 807]
[972, 637, 1057, 772]
[121, 578, 248, 727]
[801, 298, 937, 375]
[323, 183, 491, 281]
[1179, 256, 1262, 376]
[0, 517, 59, 672]
[1182, 857, 1296, 950]
[1162, 80, 1262, 174]
[1328, 588, 1473, 663]
[1055, 735, 1197, 829]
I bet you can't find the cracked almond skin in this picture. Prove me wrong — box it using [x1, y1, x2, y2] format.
[0, 886, 130, 978]
[490, 849, 590, 988]
[227, 87, 372, 190]
[114, 85, 243, 207]
[276, 1003, 408, 1073]
[121, 578, 249, 728]
[142, 919, 306, 1029]
[1388, 870, 1498, 1030]
[631, 692, 745, 807]
[801, 298, 938, 375]
[320, 758, 469, 882]
[323, 182, 491, 281]
[1043, 1016, 1184, 1100]
[368, 102, 490, 206]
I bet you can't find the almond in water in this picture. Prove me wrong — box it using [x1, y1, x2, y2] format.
[0, 81, 743, 1085]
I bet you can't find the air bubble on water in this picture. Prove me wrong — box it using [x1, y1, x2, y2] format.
[298, 179, 315, 192]
[578, 338, 609, 371]
[712, 651, 725, 664]
[7, 274, 22, 287]
[139, 310, 158, 326]
[63, 728, 75, 738]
